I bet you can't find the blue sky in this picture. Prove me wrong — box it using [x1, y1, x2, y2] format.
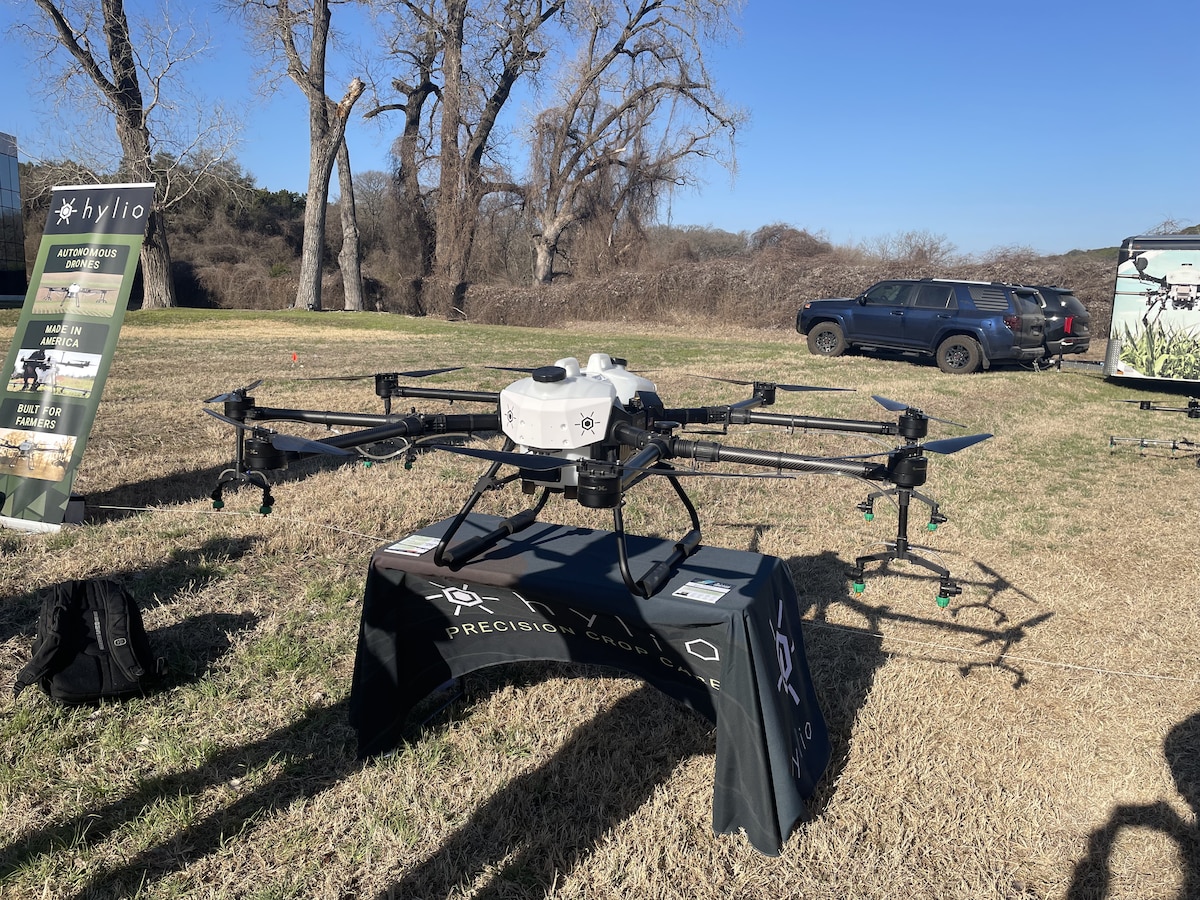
[2, 0, 1198, 257]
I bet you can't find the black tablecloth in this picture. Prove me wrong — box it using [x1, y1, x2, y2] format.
[349, 514, 830, 855]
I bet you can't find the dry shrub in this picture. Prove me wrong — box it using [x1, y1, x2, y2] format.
[461, 253, 1116, 334]
[194, 263, 298, 310]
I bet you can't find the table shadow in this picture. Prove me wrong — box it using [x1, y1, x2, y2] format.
[373, 677, 713, 900]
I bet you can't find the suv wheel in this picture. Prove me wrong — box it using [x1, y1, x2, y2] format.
[936, 335, 981, 374]
[807, 322, 847, 357]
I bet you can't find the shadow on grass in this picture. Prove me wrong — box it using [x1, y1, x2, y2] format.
[786, 549, 1053, 817]
[1066, 710, 1200, 900]
[0, 535, 259, 646]
[0, 698, 361, 899]
[375, 677, 712, 900]
[1, 670, 710, 900]
[1, 537, 1054, 898]
[81, 451, 356, 523]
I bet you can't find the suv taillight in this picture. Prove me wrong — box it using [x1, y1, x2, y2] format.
[1063, 315, 1075, 335]
[1003, 314, 1020, 331]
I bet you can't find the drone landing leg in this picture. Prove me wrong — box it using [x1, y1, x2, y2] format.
[613, 471, 702, 598]
[210, 426, 279, 514]
[434, 448, 551, 569]
[851, 486, 960, 607]
[211, 467, 275, 515]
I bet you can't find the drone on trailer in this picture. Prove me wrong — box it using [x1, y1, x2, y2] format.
[1109, 395, 1200, 464]
[203, 353, 991, 604]
[1128, 256, 1200, 329]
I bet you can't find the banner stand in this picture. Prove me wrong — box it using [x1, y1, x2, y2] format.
[0, 182, 154, 532]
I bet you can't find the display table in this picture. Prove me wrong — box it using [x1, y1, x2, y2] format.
[349, 514, 830, 855]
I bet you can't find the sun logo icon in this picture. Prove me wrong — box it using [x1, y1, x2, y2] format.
[54, 198, 77, 225]
[577, 411, 597, 434]
[427, 582, 499, 615]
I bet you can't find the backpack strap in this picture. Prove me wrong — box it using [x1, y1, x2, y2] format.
[13, 584, 74, 697]
[89, 580, 146, 681]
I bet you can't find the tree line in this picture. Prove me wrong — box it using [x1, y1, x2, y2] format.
[14, 0, 743, 316]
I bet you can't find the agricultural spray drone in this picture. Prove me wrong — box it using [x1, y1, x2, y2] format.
[204, 354, 991, 603]
[1131, 256, 1200, 327]
[1109, 395, 1200, 464]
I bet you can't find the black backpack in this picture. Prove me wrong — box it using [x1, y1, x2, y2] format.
[13, 579, 158, 703]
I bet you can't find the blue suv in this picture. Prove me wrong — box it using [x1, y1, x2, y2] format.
[796, 279, 1046, 373]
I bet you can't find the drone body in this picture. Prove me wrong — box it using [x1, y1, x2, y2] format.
[203, 354, 991, 602]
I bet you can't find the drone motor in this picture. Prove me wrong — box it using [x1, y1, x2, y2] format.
[244, 436, 287, 471]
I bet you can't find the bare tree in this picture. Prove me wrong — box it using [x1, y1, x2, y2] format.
[370, 0, 566, 317]
[524, 0, 743, 284]
[863, 229, 958, 267]
[235, 0, 365, 310]
[350, 168, 391, 254]
[20, 0, 239, 308]
[749, 224, 831, 258]
[363, 0, 440, 304]
[1146, 217, 1197, 235]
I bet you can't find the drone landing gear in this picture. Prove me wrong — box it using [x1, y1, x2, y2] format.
[612, 467, 702, 598]
[434, 449, 703, 598]
[850, 484, 960, 608]
[212, 467, 276, 515]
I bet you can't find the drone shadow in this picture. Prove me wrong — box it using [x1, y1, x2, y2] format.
[782, 546, 1052, 816]
[80, 452, 354, 522]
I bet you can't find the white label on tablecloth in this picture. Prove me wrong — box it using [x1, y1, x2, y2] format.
[673, 579, 732, 603]
[383, 534, 442, 556]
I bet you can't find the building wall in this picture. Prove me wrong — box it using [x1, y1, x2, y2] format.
[0, 132, 27, 303]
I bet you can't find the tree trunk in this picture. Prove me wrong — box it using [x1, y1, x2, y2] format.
[532, 235, 557, 284]
[274, 0, 364, 312]
[336, 139, 364, 311]
[428, 0, 471, 319]
[295, 142, 335, 310]
[138, 207, 177, 308]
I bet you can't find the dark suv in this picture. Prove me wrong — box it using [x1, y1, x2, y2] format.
[796, 279, 1046, 374]
[1028, 285, 1091, 357]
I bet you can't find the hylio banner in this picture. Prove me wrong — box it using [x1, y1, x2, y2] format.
[0, 182, 154, 532]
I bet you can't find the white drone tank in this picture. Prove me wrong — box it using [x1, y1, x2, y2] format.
[499, 357, 618, 451]
[581, 353, 657, 404]
[1165, 262, 1200, 308]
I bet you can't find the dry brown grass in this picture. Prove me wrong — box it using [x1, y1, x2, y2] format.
[1, 309, 1197, 900]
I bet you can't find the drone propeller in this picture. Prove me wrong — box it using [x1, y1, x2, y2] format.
[920, 433, 993, 454]
[203, 409, 355, 457]
[294, 366, 463, 382]
[831, 432, 993, 462]
[205, 379, 264, 404]
[687, 373, 854, 393]
[871, 395, 965, 428]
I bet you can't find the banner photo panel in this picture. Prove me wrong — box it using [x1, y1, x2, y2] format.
[0, 182, 154, 532]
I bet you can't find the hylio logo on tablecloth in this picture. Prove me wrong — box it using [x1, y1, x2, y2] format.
[428, 582, 501, 615]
